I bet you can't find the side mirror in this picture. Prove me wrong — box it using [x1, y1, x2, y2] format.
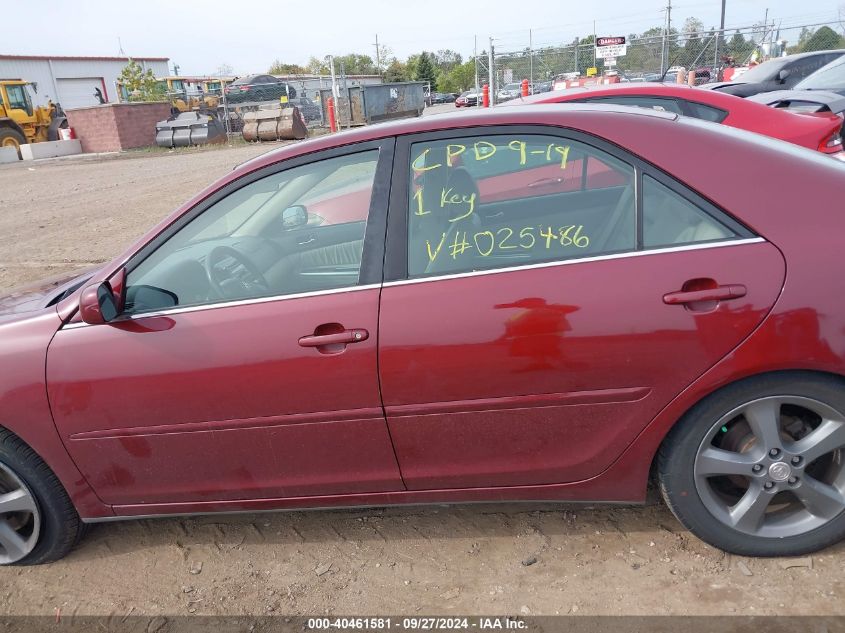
[777, 68, 791, 82]
[79, 281, 119, 325]
[281, 205, 308, 230]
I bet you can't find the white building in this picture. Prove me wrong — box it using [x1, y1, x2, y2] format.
[0, 55, 170, 109]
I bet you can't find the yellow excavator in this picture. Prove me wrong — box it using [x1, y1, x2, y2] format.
[0, 79, 68, 154]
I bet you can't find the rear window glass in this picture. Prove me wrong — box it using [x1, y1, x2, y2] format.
[683, 101, 728, 123]
[795, 56, 845, 91]
[406, 135, 636, 278]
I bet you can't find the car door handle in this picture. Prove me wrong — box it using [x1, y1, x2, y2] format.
[663, 284, 747, 305]
[298, 328, 369, 347]
[527, 177, 564, 188]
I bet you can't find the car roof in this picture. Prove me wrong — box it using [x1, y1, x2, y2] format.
[736, 50, 845, 81]
[510, 82, 739, 107]
[781, 49, 845, 61]
[235, 103, 678, 173]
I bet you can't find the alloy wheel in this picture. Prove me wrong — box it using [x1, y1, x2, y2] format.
[694, 396, 845, 538]
[0, 461, 40, 564]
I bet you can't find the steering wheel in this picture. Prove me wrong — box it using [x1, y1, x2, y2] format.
[205, 245, 270, 300]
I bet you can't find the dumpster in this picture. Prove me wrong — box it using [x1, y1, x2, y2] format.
[319, 82, 426, 126]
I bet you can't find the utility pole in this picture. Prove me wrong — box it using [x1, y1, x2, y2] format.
[762, 7, 769, 56]
[593, 21, 597, 66]
[474, 35, 480, 95]
[529, 29, 534, 88]
[329, 55, 340, 128]
[575, 38, 579, 74]
[714, 0, 726, 72]
[373, 34, 381, 77]
[662, 0, 672, 75]
[488, 37, 495, 105]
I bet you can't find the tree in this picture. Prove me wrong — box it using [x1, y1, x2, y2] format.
[433, 49, 463, 73]
[788, 27, 815, 54]
[801, 26, 845, 52]
[384, 59, 409, 82]
[334, 53, 378, 75]
[306, 56, 329, 75]
[119, 59, 166, 102]
[405, 54, 421, 81]
[415, 52, 437, 90]
[216, 63, 233, 76]
[374, 44, 393, 75]
[681, 17, 706, 66]
[438, 60, 475, 93]
[726, 31, 754, 63]
[268, 60, 306, 74]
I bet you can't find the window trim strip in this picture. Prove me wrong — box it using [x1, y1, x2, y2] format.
[61, 237, 764, 330]
[381, 237, 765, 288]
[61, 282, 383, 330]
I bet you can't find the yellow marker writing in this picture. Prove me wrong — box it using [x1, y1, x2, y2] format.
[446, 144, 466, 166]
[426, 232, 447, 262]
[508, 140, 527, 165]
[412, 148, 442, 172]
[413, 187, 430, 216]
[554, 145, 571, 169]
[473, 141, 497, 161]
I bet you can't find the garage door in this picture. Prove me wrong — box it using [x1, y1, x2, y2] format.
[56, 78, 105, 109]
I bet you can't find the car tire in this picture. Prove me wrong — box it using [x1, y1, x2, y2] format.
[0, 429, 84, 565]
[658, 372, 845, 556]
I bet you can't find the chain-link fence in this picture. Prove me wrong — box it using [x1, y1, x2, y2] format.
[485, 21, 845, 99]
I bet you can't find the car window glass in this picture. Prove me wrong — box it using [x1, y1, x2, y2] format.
[124, 150, 379, 314]
[683, 100, 728, 123]
[583, 95, 683, 115]
[407, 135, 636, 278]
[642, 175, 736, 248]
[736, 58, 787, 82]
[790, 55, 838, 81]
[795, 56, 845, 90]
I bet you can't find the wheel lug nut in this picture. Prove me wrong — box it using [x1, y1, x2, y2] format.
[769, 448, 781, 458]
[764, 482, 775, 490]
[752, 464, 763, 473]
[791, 456, 802, 466]
[788, 477, 798, 485]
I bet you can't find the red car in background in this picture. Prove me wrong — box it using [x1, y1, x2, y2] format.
[511, 83, 845, 159]
[455, 90, 479, 107]
[2, 104, 845, 566]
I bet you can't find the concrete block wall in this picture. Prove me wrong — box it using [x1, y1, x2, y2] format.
[65, 102, 171, 153]
[20, 140, 82, 161]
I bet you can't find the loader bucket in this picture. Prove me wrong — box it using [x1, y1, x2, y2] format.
[155, 112, 226, 148]
[242, 105, 307, 142]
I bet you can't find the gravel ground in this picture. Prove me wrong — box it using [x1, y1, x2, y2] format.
[0, 141, 843, 618]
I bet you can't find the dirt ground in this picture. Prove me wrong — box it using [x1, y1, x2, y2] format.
[1, 142, 843, 618]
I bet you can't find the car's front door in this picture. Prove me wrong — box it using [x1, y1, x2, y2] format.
[378, 127, 786, 490]
[46, 140, 405, 507]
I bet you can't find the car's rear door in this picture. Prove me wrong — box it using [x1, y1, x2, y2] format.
[378, 126, 786, 490]
[46, 139, 404, 508]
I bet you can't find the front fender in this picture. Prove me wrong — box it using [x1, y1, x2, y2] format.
[0, 309, 111, 518]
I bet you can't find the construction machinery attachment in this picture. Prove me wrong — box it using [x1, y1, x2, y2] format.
[241, 105, 307, 142]
[155, 112, 226, 148]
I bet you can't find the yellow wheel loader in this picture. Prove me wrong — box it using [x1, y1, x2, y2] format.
[0, 80, 68, 156]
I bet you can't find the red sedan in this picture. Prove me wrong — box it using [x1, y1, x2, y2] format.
[2, 104, 845, 565]
[511, 83, 845, 158]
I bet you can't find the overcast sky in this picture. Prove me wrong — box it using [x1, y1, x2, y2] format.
[6, 0, 843, 75]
